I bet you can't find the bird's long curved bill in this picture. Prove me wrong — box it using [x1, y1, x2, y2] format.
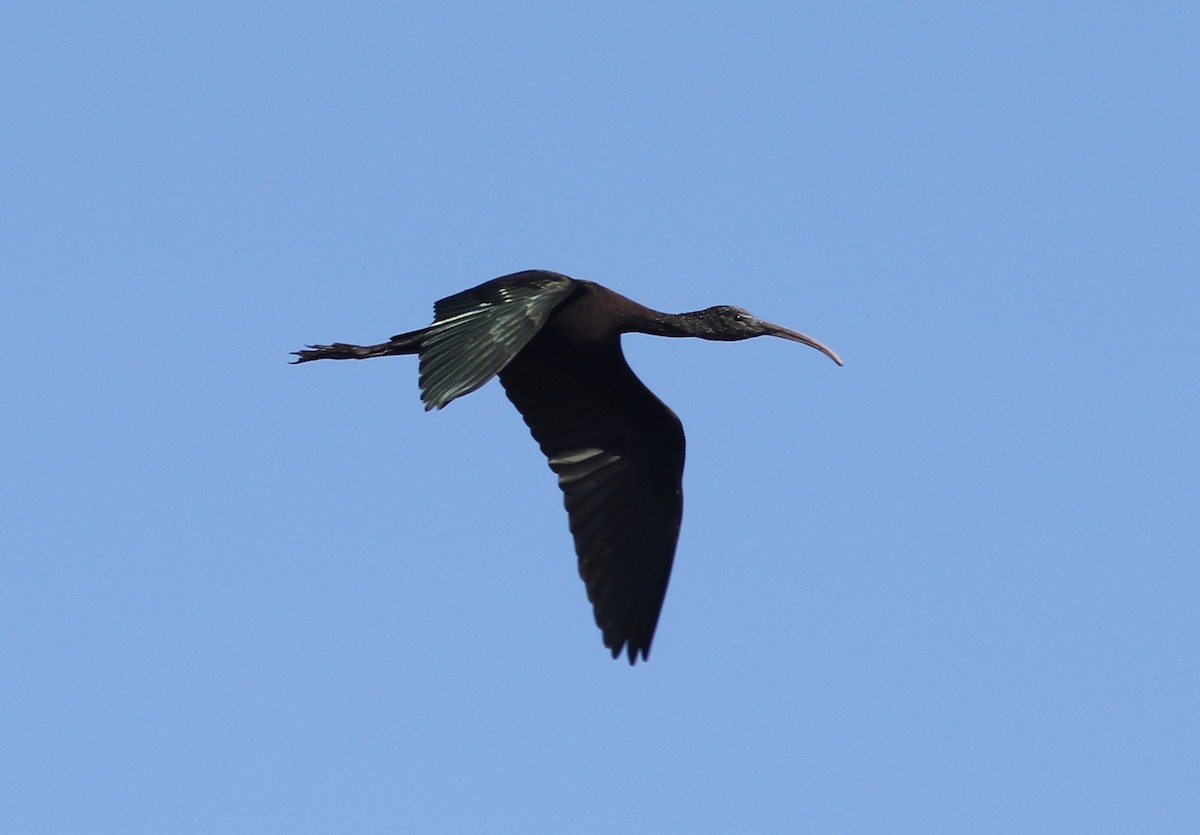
[762, 322, 843, 366]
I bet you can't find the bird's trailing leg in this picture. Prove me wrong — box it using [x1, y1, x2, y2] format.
[290, 329, 424, 363]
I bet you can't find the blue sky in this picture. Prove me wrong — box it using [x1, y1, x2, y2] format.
[3, 3, 1197, 832]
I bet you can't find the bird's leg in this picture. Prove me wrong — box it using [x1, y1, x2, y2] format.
[291, 329, 425, 364]
[291, 342, 380, 362]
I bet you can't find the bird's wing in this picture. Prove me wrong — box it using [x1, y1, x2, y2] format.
[500, 341, 685, 664]
[418, 271, 577, 410]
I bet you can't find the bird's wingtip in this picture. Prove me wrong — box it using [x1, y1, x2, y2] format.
[609, 639, 650, 665]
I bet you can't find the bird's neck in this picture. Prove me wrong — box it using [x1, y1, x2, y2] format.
[580, 282, 703, 339]
[628, 310, 702, 338]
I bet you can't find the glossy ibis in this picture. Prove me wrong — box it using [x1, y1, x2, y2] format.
[293, 269, 841, 663]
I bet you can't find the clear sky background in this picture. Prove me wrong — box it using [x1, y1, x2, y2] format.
[3, 3, 1197, 832]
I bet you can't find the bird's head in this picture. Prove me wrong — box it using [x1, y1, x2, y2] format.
[690, 305, 843, 366]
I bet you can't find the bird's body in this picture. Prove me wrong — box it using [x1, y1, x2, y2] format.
[294, 270, 841, 663]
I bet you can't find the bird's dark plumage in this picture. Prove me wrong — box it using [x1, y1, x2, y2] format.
[293, 269, 841, 663]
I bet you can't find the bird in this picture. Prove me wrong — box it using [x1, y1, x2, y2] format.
[293, 269, 841, 663]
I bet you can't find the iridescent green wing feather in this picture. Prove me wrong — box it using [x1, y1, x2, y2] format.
[417, 270, 577, 410]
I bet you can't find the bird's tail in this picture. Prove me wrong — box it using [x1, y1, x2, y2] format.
[291, 328, 425, 363]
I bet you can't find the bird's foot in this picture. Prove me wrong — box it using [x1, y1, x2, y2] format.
[290, 343, 369, 363]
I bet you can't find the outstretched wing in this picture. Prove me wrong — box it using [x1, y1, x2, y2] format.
[418, 270, 577, 410]
[500, 340, 686, 664]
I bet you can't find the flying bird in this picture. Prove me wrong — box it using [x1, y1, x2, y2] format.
[293, 269, 841, 663]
